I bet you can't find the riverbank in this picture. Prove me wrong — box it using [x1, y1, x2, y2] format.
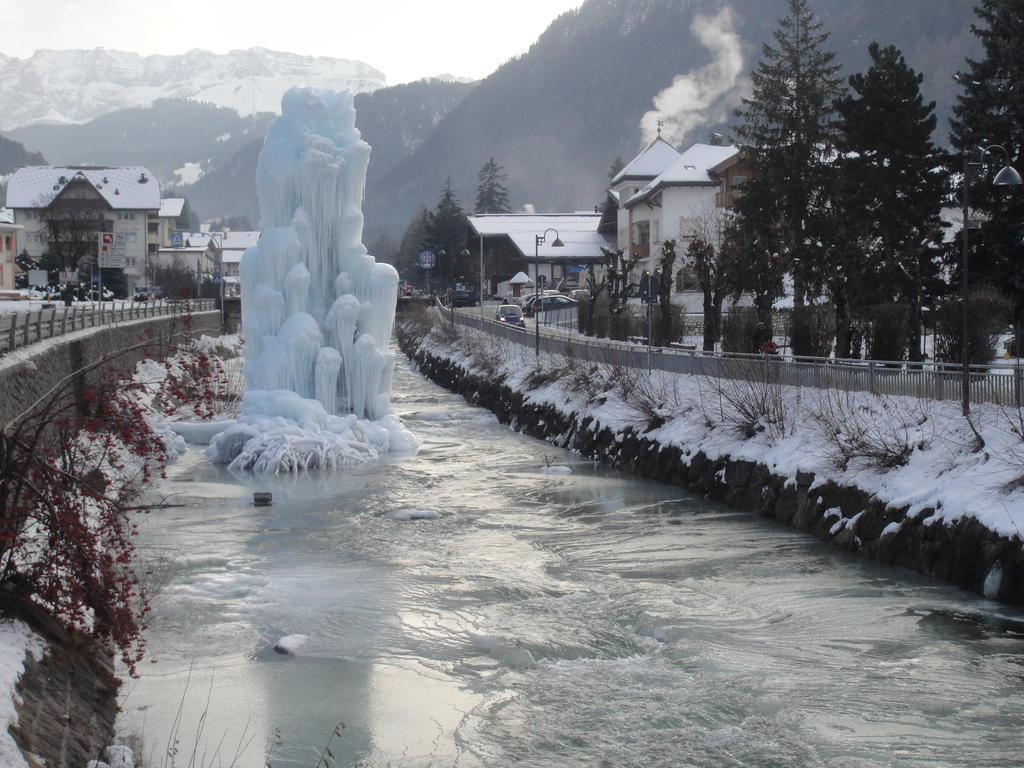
[398, 316, 1024, 605]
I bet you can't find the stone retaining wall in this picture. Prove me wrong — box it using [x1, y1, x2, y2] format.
[402, 339, 1024, 606]
[1, 310, 221, 766]
[0, 310, 222, 428]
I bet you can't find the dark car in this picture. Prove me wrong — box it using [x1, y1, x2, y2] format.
[495, 304, 526, 328]
[451, 289, 479, 307]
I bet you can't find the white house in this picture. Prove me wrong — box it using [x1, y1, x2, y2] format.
[6, 166, 161, 294]
[610, 138, 752, 309]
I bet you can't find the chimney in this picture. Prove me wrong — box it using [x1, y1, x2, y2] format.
[709, 132, 724, 146]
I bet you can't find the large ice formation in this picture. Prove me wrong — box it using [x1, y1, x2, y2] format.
[208, 88, 418, 472]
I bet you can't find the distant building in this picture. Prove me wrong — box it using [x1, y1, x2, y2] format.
[468, 213, 612, 298]
[608, 136, 753, 306]
[155, 229, 260, 296]
[157, 197, 196, 247]
[0, 219, 24, 292]
[5, 166, 162, 295]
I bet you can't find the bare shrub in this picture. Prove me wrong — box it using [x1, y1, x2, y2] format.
[710, 357, 787, 440]
[790, 302, 835, 358]
[627, 370, 686, 427]
[933, 288, 1012, 364]
[721, 307, 760, 353]
[459, 332, 510, 380]
[812, 387, 931, 470]
[862, 303, 910, 362]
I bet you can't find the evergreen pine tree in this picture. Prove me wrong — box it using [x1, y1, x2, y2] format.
[732, 0, 845, 310]
[950, 0, 1024, 328]
[474, 158, 511, 214]
[398, 206, 431, 286]
[835, 43, 947, 360]
[427, 178, 470, 285]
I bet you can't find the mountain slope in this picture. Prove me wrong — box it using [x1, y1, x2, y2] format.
[362, 0, 977, 240]
[0, 135, 45, 175]
[8, 99, 273, 184]
[0, 47, 385, 130]
[179, 78, 477, 223]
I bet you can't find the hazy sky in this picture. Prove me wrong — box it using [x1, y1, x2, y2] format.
[3, 0, 585, 84]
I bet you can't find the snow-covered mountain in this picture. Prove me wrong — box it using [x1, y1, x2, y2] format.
[0, 47, 386, 130]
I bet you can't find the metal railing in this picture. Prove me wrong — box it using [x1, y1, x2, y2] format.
[0, 299, 218, 356]
[452, 311, 1024, 408]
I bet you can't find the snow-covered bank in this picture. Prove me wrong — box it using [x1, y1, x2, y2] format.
[399, 319, 1024, 604]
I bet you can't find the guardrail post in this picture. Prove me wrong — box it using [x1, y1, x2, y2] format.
[21, 311, 30, 346]
[9, 313, 18, 351]
[869, 361, 876, 394]
[48, 308, 56, 339]
[1015, 365, 1022, 408]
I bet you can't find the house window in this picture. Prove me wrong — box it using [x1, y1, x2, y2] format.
[634, 221, 651, 245]
[119, 211, 136, 220]
[675, 268, 699, 292]
[679, 217, 698, 239]
[147, 222, 159, 233]
[3, 236, 11, 250]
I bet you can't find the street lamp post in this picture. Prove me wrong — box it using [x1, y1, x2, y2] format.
[534, 228, 564, 357]
[960, 145, 1022, 416]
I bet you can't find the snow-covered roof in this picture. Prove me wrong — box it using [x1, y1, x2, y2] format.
[221, 231, 260, 250]
[159, 198, 186, 218]
[508, 271, 531, 284]
[185, 233, 214, 248]
[6, 166, 161, 210]
[611, 138, 680, 185]
[468, 213, 611, 262]
[626, 143, 739, 207]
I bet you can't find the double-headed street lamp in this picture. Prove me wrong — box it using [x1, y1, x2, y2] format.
[534, 228, 564, 357]
[960, 145, 1022, 416]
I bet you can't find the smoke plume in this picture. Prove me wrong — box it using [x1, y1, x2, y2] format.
[640, 6, 745, 147]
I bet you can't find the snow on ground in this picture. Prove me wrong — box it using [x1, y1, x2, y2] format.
[414, 322, 1024, 541]
[0, 621, 46, 768]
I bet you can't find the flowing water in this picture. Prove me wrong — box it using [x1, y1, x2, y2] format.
[119, 355, 1024, 768]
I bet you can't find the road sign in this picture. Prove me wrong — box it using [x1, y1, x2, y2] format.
[98, 232, 127, 268]
[59, 270, 78, 285]
[418, 250, 436, 269]
[171, 231, 184, 248]
[639, 271, 657, 303]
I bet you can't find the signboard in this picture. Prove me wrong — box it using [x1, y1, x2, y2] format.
[59, 271, 79, 285]
[28, 269, 48, 286]
[98, 232, 128, 268]
[171, 231, 185, 248]
[418, 250, 436, 269]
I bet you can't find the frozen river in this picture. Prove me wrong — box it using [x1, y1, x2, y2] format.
[120, 354, 1024, 767]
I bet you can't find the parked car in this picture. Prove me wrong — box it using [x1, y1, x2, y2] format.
[523, 294, 578, 317]
[451, 289, 479, 307]
[133, 286, 163, 301]
[494, 304, 526, 328]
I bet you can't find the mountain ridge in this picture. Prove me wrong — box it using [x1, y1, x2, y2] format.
[0, 47, 386, 130]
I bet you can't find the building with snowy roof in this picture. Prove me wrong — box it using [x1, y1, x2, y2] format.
[6, 165, 162, 295]
[155, 230, 260, 296]
[468, 212, 613, 298]
[606, 137, 752, 304]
